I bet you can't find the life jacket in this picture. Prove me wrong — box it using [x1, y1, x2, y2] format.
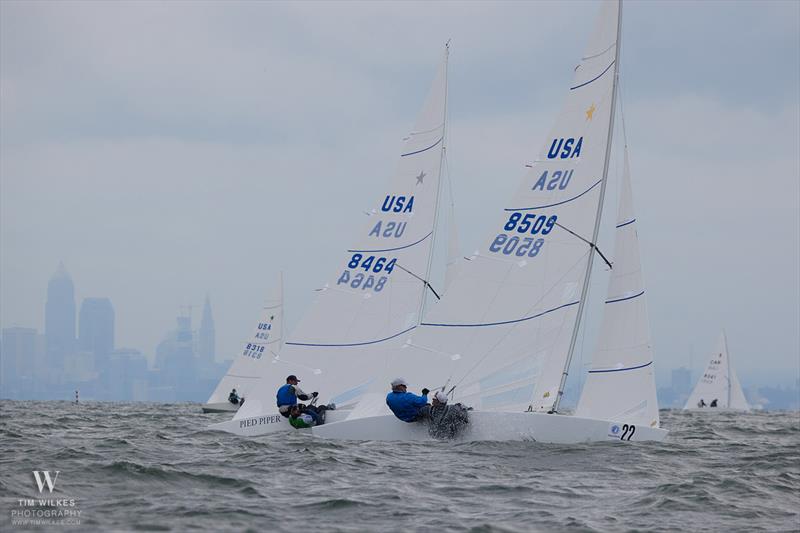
[276, 384, 297, 407]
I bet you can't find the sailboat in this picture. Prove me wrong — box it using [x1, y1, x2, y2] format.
[209, 46, 451, 435]
[202, 275, 284, 413]
[313, 0, 667, 443]
[684, 331, 750, 410]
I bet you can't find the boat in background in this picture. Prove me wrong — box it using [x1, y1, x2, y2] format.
[684, 331, 750, 411]
[202, 275, 284, 413]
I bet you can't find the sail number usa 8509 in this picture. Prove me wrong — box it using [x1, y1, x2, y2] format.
[489, 212, 557, 258]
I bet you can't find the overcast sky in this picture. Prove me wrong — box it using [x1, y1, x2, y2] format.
[2, 0, 798, 388]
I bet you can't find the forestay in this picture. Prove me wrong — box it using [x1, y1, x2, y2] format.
[575, 148, 659, 428]
[684, 331, 749, 410]
[357, 0, 622, 415]
[205, 275, 284, 409]
[233, 49, 450, 422]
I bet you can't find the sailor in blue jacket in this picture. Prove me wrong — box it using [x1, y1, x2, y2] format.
[276, 375, 317, 418]
[386, 378, 430, 422]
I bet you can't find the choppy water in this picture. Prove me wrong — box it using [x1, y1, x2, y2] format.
[1, 402, 798, 532]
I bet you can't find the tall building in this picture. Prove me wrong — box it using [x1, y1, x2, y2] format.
[78, 297, 115, 373]
[671, 367, 692, 395]
[45, 262, 76, 373]
[1, 327, 39, 398]
[197, 295, 215, 365]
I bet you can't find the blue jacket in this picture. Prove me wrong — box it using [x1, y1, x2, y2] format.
[276, 384, 297, 407]
[386, 390, 428, 422]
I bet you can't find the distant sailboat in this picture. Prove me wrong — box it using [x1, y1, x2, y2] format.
[684, 331, 750, 411]
[314, 0, 667, 443]
[202, 276, 284, 413]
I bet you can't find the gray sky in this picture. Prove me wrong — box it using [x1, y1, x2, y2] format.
[2, 0, 798, 387]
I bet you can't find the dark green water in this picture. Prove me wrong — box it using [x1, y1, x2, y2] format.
[1, 401, 798, 532]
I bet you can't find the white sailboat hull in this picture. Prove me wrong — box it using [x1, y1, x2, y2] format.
[207, 409, 352, 435]
[208, 409, 667, 443]
[311, 411, 668, 443]
[202, 402, 241, 413]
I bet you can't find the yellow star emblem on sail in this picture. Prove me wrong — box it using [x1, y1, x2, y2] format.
[585, 103, 596, 121]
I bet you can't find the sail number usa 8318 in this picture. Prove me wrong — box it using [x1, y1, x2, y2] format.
[489, 212, 557, 258]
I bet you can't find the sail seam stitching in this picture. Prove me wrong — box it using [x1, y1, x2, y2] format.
[400, 136, 443, 157]
[504, 179, 602, 211]
[286, 325, 417, 347]
[605, 290, 645, 304]
[570, 60, 615, 90]
[588, 361, 653, 373]
[421, 300, 579, 328]
[347, 231, 433, 253]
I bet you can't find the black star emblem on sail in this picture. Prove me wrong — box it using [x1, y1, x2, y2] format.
[415, 171, 426, 185]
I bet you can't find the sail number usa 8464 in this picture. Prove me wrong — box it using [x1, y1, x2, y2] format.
[489, 212, 557, 258]
[336, 253, 397, 292]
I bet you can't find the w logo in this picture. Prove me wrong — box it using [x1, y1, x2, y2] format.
[32, 471, 59, 493]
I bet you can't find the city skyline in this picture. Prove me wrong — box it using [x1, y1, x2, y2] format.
[1, 260, 797, 410]
[1, 262, 229, 402]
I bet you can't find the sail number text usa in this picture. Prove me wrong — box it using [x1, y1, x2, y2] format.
[336, 254, 396, 292]
[336, 271, 388, 292]
[488, 213, 557, 258]
[243, 343, 265, 359]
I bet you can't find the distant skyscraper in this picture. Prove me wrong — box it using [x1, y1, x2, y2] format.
[671, 367, 692, 395]
[78, 297, 115, 372]
[45, 262, 76, 371]
[1, 327, 38, 397]
[197, 295, 215, 365]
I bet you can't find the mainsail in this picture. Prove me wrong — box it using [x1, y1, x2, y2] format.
[359, 0, 622, 414]
[233, 48, 450, 421]
[205, 275, 284, 409]
[575, 148, 659, 428]
[684, 331, 750, 410]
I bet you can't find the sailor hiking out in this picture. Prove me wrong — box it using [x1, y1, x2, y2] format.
[228, 388, 243, 406]
[386, 378, 430, 422]
[288, 403, 329, 429]
[427, 391, 470, 440]
[276, 375, 317, 417]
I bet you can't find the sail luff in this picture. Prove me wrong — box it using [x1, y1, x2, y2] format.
[417, 43, 450, 322]
[552, 0, 622, 413]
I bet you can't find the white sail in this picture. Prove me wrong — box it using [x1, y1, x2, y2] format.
[204, 275, 284, 411]
[575, 148, 659, 428]
[232, 48, 450, 422]
[684, 331, 749, 410]
[443, 178, 461, 294]
[356, 0, 622, 415]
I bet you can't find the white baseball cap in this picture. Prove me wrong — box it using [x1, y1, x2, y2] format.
[434, 391, 448, 404]
[390, 377, 408, 387]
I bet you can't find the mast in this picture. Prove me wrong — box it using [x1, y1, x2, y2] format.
[724, 330, 731, 407]
[552, 1, 623, 413]
[416, 42, 450, 323]
[279, 271, 284, 350]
